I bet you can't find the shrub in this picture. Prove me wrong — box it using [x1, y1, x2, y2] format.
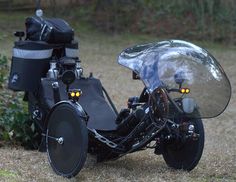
[0, 54, 40, 149]
[70, 0, 236, 44]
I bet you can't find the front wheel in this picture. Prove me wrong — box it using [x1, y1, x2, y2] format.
[162, 118, 204, 171]
[46, 102, 88, 178]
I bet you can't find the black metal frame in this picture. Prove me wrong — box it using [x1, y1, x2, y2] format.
[26, 63, 198, 157]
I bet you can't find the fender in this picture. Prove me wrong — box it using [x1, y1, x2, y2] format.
[43, 100, 88, 132]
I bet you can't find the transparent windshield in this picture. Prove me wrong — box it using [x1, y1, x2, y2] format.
[118, 40, 231, 118]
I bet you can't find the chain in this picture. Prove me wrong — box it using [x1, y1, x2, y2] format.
[90, 129, 118, 148]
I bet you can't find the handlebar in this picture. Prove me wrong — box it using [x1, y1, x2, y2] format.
[166, 88, 180, 93]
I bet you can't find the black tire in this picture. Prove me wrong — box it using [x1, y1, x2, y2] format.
[46, 102, 88, 178]
[162, 118, 204, 171]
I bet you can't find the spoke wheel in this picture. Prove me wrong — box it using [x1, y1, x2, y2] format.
[162, 118, 204, 171]
[46, 102, 88, 178]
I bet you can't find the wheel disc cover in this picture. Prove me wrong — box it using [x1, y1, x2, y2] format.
[47, 105, 85, 176]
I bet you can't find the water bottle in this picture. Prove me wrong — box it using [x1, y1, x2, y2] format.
[47, 60, 59, 79]
[75, 60, 83, 78]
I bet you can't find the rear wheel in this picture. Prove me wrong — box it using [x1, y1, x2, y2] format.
[162, 118, 204, 171]
[46, 102, 88, 178]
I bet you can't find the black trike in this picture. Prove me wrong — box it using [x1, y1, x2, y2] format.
[8, 8, 231, 178]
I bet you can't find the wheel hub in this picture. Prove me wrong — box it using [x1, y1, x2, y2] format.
[57, 137, 64, 145]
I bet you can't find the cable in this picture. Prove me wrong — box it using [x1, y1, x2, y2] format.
[102, 86, 118, 115]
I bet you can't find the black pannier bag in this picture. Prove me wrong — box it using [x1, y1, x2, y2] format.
[25, 16, 74, 44]
[65, 41, 79, 58]
[8, 41, 53, 91]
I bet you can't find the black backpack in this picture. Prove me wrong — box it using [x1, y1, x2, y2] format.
[25, 16, 74, 44]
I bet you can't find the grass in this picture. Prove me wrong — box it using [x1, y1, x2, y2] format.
[0, 11, 236, 182]
[0, 169, 17, 178]
[0, 169, 17, 182]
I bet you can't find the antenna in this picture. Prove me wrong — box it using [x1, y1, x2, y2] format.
[35, 0, 43, 17]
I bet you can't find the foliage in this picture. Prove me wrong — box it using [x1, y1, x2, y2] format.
[0, 54, 7, 88]
[1, 0, 236, 43]
[0, 54, 40, 149]
[63, 0, 236, 44]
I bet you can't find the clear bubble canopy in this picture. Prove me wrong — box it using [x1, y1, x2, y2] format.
[118, 40, 231, 118]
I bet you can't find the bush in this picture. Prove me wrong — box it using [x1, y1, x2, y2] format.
[0, 54, 40, 149]
[70, 0, 236, 44]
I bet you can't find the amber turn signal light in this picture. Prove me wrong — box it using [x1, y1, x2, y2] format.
[185, 88, 190, 94]
[76, 92, 80, 97]
[70, 92, 75, 97]
[180, 88, 190, 94]
[68, 89, 82, 100]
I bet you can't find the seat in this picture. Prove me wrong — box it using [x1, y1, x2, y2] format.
[40, 77, 118, 131]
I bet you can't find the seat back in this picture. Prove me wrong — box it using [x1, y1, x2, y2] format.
[40, 78, 118, 131]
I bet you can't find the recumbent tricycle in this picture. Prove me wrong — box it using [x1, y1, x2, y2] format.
[8, 8, 231, 178]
